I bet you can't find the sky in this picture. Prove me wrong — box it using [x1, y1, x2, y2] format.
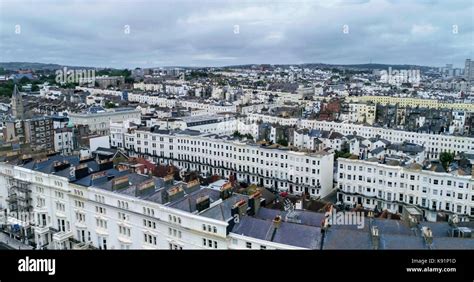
[0, 0, 473, 68]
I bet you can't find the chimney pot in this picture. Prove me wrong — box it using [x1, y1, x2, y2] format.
[273, 215, 282, 229]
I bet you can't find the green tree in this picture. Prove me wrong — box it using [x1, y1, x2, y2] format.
[105, 101, 117, 109]
[335, 149, 351, 160]
[19, 76, 30, 84]
[125, 76, 135, 84]
[276, 138, 288, 146]
[0, 80, 14, 97]
[439, 151, 455, 170]
[232, 130, 243, 138]
[31, 84, 40, 92]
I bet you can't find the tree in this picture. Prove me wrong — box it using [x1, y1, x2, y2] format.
[232, 130, 243, 138]
[0, 80, 14, 97]
[276, 138, 288, 146]
[19, 76, 30, 84]
[439, 151, 455, 170]
[335, 149, 351, 160]
[31, 84, 40, 92]
[105, 101, 116, 109]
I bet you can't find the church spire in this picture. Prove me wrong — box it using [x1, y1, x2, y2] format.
[11, 84, 25, 120]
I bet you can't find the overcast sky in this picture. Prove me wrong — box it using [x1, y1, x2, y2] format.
[0, 0, 472, 68]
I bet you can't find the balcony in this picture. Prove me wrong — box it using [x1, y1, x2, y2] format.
[7, 215, 32, 227]
[33, 225, 51, 235]
[72, 242, 94, 250]
[52, 230, 73, 242]
[6, 194, 17, 202]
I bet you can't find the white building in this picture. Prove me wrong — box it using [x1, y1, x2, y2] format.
[150, 115, 238, 136]
[127, 94, 177, 108]
[337, 157, 474, 222]
[122, 129, 334, 198]
[0, 157, 318, 250]
[247, 114, 474, 159]
[293, 129, 346, 151]
[69, 108, 141, 135]
[110, 119, 141, 148]
[133, 82, 163, 92]
[54, 127, 74, 155]
[180, 100, 237, 114]
[75, 87, 123, 97]
[339, 102, 376, 125]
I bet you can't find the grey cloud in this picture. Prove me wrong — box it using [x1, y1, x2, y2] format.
[0, 0, 472, 68]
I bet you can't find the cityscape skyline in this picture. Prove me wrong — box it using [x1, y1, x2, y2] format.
[0, 1, 472, 280]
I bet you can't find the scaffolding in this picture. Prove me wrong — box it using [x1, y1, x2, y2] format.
[4, 178, 34, 244]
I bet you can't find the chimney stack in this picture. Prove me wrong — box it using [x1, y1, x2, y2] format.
[248, 191, 262, 216]
[163, 174, 174, 186]
[371, 226, 380, 250]
[269, 215, 282, 242]
[272, 215, 282, 229]
[220, 182, 233, 200]
[422, 226, 433, 247]
[112, 175, 129, 191]
[232, 199, 248, 217]
[184, 179, 200, 194]
[196, 195, 210, 212]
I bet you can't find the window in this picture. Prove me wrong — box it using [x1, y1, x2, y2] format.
[246, 242, 252, 249]
[96, 206, 106, 214]
[144, 234, 157, 245]
[119, 226, 131, 237]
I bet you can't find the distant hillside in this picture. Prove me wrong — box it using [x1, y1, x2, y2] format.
[0, 61, 435, 72]
[224, 63, 434, 71]
[0, 62, 97, 71]
[301, 63, 434, 71]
